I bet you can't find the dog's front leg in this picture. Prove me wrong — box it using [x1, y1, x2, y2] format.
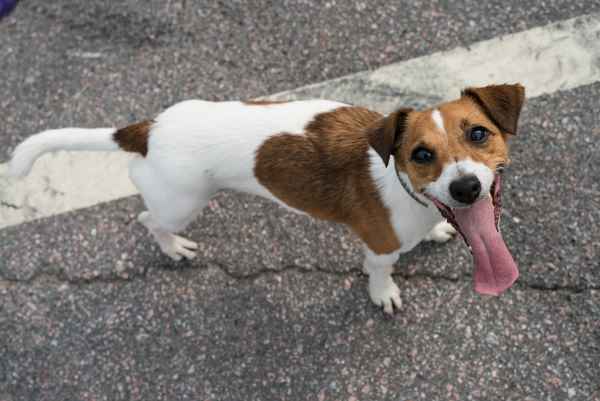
[424, 220, 457, 243]
[362, 248, 402, 315]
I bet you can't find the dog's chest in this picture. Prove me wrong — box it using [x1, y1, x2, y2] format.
[386, 191, 443, 252]
[370, 152, 443, 252]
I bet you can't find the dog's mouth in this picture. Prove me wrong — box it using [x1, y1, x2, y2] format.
[425, 173, 519, 296]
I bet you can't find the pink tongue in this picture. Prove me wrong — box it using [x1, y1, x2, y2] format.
[453, 197, 519, 296]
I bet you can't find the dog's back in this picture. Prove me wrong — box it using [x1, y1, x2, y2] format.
[142, 99, 347, 197]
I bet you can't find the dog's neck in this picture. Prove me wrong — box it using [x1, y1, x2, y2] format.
[370, 151, 432, 210]
[393, 163, 429, 208]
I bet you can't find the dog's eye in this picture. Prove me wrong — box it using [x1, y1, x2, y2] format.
[468, 126, 489, 143]
[411, 147, 435, 164]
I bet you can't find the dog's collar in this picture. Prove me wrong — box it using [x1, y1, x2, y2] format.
[394, 163, 429, 208]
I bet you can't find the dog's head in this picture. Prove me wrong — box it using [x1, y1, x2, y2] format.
[368, 83, 525, 295]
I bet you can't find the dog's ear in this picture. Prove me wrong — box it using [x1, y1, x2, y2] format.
[462, 84, 525, 135]
[367, 108, 413, 167]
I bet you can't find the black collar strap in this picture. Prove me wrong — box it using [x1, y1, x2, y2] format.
[394, 163, 429, 208]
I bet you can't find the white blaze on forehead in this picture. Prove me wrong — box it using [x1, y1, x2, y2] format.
[425, 159, 494, 207]
[431, 109, 446, 135]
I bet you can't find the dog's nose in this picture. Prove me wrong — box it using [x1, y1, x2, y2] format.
[449, 175, 481, 204]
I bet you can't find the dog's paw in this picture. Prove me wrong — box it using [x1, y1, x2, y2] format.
[424, 221, 456, 243]
[158, 234, 198, 261]
[368, 274, 402, 315]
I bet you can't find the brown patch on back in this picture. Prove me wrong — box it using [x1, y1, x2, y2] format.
[254, 107, 402, 254]
[113, 120, 153, 156]
[243, 99, 290, 106]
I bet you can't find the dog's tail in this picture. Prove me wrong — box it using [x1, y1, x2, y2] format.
[8, 121, 153, 178]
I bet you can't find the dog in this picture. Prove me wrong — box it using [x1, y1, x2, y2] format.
[9, 84, 524, 314]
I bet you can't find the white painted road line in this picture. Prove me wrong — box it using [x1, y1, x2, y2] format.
[0, 153, 136, 228]
[1, 12, 599, 229]
[370, 13, 600, 101]
[272, 12, 600, 108]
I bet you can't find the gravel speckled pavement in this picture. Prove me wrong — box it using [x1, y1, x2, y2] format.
[1, 2, 599, 401]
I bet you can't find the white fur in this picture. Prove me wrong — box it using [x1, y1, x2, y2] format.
[425, 158, 494, 208]
[431, 109, 446, 136]
[8, 128, 118, 177]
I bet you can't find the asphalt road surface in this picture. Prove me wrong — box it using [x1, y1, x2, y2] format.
[1, 1, 599, 401]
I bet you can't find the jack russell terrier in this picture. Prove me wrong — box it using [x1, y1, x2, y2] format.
[9, 84, 524, 314]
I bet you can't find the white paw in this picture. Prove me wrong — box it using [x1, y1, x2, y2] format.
[424, 221, 457, 243]
[157, 234, 198, 261]
[368, 275, 402, 315]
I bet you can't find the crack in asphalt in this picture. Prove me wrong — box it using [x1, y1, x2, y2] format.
[525, 282, 598, 293]
[1, 262, 598, 295]
[0, 271, 144, 288]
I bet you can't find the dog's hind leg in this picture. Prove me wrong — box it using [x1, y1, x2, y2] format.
[128, 158, 213, 261]
[137, 211, 198, 260]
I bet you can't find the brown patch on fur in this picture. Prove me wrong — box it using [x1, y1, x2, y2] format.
[366, 108, 413, 167]
[243, 99, 290, 106]
[254, 107, 402, 254]
[113, 120, 153, 156]
[462, 84, 525, 135]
